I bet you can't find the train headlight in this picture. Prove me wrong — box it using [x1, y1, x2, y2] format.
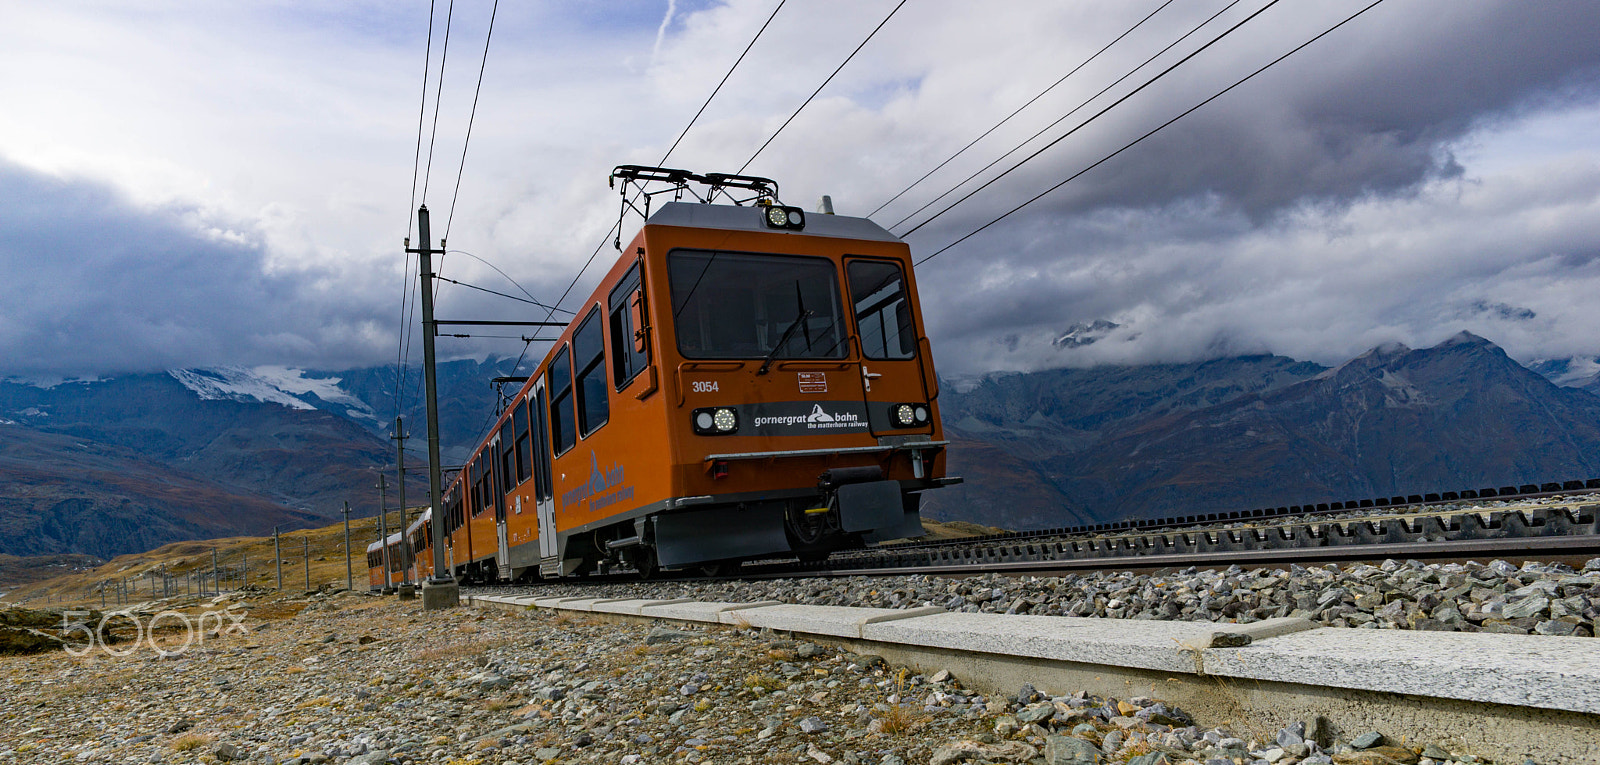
[762, 205, 805, 231]
[892, 403, 916, 428]
[891, 403, 930, 428]
[693, 406, 739, 435]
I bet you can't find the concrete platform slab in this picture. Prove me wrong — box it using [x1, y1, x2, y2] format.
[1202, 626, 1600, 714]
[861, 611, 1217, 674]
[638, 600, 780, 622]
[589, 598, 696, 616]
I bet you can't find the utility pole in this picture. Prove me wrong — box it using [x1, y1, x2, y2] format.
[303, 536, 310, 592]
[393, 417, 416, 599]
[343, 500, 353, 592]
[407, 204, 458, 609]
[274, 527, 283, 591]
[211, 549, 219, 596]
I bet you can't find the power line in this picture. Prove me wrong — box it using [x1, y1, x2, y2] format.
[916, 0, 1389, 266]
[737, 0, 908, 175]
[663, 0, 787, 169]
[421, 0, 457, 204]
[397, 0, 439, 423]
[435, 274, 573, 314]
[899, 0, 1286, 240]
[539, 0, 788, 343]
[444, 249, 576, 314]
[868, 0, 1179, 219]
[444, 0, 500, 243]
[404, 0, 454, 417]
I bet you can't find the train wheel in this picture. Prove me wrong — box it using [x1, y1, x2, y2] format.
[699, 561, 733, 577]
[634, 546, 659, 580]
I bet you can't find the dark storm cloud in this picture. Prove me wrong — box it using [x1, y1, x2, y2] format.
[888, 1, 1600, 244]
[876, 1, 1600, 372]
[0, 162, 390, 375]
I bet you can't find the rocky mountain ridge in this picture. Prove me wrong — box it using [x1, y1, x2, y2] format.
[927, 332, 1600, 527]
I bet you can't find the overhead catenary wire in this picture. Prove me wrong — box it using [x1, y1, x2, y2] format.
[736, 0, 908, 176]
[399, 0, 457, 422]
[915, 0, 1390, 266]
[530, 0, 789, 367]
[443, 0, 500, 243]
[434, 275, 572, 314]
[442, 249, 574, 314]
[396, 0, 440, 424]
[898, 0, 1287, 240]
[420, 0, 457, 204]
[867, 0, 1179, 219]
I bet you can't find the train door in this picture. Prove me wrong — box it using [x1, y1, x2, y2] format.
[497, 420, 513, 577]
[846, 257, 931, 439]
[531, 380, 559, 565]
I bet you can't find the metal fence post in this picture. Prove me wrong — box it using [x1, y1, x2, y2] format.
[343, 501, 353, 591]
[275, 527, 283, 591]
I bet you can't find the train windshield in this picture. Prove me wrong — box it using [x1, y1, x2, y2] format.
[669, 250, 846, 360]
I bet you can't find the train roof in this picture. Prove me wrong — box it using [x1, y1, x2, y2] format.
[644, 201, 900, 243]
[406, 508, 431, 535]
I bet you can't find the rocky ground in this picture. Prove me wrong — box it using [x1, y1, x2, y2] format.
[0, 588, 1524, 765]
[491, 557, 1600, 639]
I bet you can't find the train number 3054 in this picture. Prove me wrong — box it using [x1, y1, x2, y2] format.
[691, 380, 720, 393]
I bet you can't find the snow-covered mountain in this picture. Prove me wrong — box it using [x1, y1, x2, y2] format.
[169, 366, 379, 424]
[1529, 355, 1600, 396]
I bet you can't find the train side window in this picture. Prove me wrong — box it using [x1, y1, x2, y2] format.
[574, 307, 610, 436]
[847, 259, 916, 360]
[490, 441, 505, 516]
[548, 345, 576, 455]
[514, 397, 531, 485]
[472, 457, 486, 517]
[499, 419, 516, 497]
[609, 262, 650, 389]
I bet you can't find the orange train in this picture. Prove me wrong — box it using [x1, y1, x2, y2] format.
[370, 167, 958, 584]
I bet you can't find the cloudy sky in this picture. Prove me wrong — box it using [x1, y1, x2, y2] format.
[3, 0, 1598, 378]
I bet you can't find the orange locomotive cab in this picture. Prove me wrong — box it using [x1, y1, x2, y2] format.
[445, 168, 958, 581]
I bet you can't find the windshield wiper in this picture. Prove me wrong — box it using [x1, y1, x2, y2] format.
[758, 310, 814, 375]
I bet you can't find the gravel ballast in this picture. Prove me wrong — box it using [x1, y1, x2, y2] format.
[0, 589, 1537, 765]
[486, 557, 1600, 639]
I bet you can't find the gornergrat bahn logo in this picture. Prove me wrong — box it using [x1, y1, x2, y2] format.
[562, 451, 633, 511]
[747, 401, 869, 435]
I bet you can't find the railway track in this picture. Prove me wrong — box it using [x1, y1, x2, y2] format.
[776, 494, 1600, 578]
[466, 486, 1600, 586]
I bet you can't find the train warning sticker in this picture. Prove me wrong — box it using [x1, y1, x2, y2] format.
[797, 372, 827, 394]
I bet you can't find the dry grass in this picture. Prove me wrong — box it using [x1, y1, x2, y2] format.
[483, 696, 519, 712]
[170, 733, 214, 751]
[9, 508, 422, 606]
[745, 674, 785, 692]
[874, 704, 930, 736]
[760, 648, 797, 665]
